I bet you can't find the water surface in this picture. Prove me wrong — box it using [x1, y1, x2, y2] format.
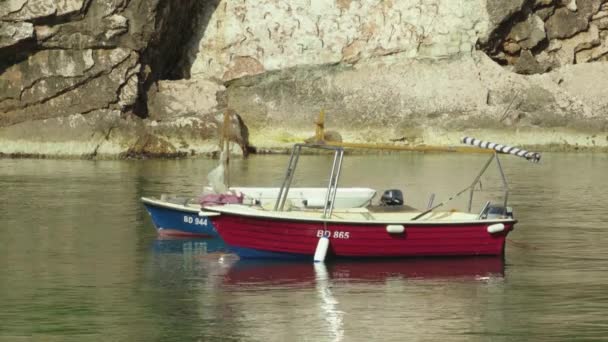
[1, 153, 607, 341]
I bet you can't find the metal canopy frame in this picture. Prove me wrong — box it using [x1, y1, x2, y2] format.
[273, 144, 510, 220]
[467, 152, 510, 214]
[274, 143, 345, 218]
[411, 151, 510, 220]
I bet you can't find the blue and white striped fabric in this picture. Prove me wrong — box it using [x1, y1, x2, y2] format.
[462, 137, 541, 163]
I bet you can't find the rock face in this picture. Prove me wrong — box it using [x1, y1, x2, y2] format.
[0, 0, 227, 158]
[1, 0, 608, 158]
[225, 52, 608, 149]
[190, 0, 489, 81]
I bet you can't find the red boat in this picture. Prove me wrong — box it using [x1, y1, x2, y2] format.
[204, 139, 540, 260]
[208, 205, 514, 259]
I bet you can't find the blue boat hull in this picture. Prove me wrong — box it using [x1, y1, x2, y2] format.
[142, 197, 219, 237]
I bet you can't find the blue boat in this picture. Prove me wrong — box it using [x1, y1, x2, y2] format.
[141, 196, 220, 237]
[142, 188, 377, 237]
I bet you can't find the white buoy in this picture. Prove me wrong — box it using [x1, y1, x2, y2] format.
[314, 236, 330, 262]
[487, 223, 505, 234]
[386, 225, 405, 234]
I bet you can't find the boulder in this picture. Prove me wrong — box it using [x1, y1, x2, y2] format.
[515, 50, 545, 74]
[509, 15, 546, 50]
[551, 24, 601, 66]
[485, 0, 527, 28]
[576, 30, 608, 62]
[546, 7, 591, 39]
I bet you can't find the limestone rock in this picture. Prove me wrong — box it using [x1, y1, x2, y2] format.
[546, 8, 590, 39]
[517, 85, 556, 112]
[596, 17, 608, 29]
[509, 15, 546, 50]
[592, 10, 608, 21]
[1, 0, 202, 124]
[483, 0, 606, 71]
[565, 0, 578, 11]
[0, 109, 134, 158]
[222, 56, 265, 82]
[218, 51, 608, 150]
[536, 6, 556, 21]
[125, 133, 179, 157]
[2, 0, 57, 21]
[1, 49, 97, 105]
[592, 6, 608, 29]
[34, 25, 59, 41]
[225, 57, 490, 133]
[190, 0, 490, 80]
[485, 0, 527, 28]
[117, 62, 141, 110]
[38, 15, 129, 49]
[0, 21, 34, 49]
[556, 62, 608, 114]
[3, 0, 608, 157]
[576, 30, 608, 62]
[515, 50, 544, 74]
[0, 109, 229, 158]
[147, 79, 226, 120]
[578, 0, 603, 19]
[504, 41, 521, 55]
[535, 0, 554, 6]
[549, 24, 601, 66]
[1, 0, 86, 20]
[0, 49, 139, 127]
[0, 0, 29, 17]
[104, 15, 129, 40]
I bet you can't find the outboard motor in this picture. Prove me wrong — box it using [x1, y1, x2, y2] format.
[380, 189, 404, 206]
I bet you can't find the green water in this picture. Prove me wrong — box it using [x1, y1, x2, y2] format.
[1, 153, 607, 341]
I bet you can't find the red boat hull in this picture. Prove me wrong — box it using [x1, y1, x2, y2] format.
[212, 213, 514, 259]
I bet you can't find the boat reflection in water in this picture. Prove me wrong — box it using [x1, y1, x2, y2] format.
[152, 236, 228, 255]
[223, 257, 505, 286]
[221, 257, 504, 341]
[149, 237, 238, 288]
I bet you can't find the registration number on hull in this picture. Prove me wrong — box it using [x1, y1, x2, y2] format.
[316, 230, 350, 239]
[183, 215, 208, 226]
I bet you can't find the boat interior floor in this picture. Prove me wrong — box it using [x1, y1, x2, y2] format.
[367, 204, 419, 213]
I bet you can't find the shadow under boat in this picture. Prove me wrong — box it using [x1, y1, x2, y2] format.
[222, 256, 505, 287]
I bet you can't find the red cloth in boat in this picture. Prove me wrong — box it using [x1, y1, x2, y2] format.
[199, 192, 244, 206]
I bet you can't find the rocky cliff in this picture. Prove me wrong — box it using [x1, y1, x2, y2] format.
[2, 0, 608, 158]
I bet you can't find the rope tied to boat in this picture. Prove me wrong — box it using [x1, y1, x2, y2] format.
[462, 137, 541, 163]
